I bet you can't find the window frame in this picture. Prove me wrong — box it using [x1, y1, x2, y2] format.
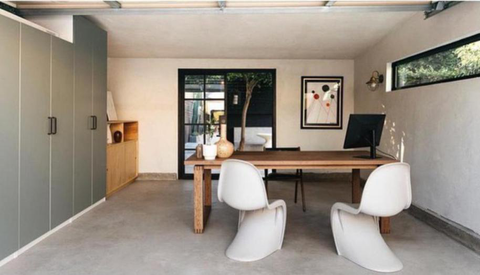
[391, 33, 480, 91]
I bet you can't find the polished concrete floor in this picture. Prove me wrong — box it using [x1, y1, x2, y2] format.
[1, 179, 480, 275]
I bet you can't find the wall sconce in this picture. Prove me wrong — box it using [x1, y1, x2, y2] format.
[366, 71, 384, 91]
[232, 93, 239, 105]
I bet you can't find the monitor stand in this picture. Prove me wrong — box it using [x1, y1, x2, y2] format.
[354, 146, 382, 159]
[354, 129, 382, 159]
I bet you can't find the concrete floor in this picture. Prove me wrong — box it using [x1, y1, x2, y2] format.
[1, 179, 480, 275]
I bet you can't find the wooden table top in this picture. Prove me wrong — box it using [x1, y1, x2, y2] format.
[185, 150, 397, 168]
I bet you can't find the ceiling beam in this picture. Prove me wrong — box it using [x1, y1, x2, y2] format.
[19, 4, 432, 16]
[104, 1, 122, 9]
[325, 1, 336, 7]
[0, 1, 22, 16]
[424, 1, 461, 19]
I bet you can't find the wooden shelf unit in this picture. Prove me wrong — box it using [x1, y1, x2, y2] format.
[107, 120, 139, 197]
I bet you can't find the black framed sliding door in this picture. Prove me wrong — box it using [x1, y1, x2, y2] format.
[179, 71, 226, 179]
[178, 69, 276, 179]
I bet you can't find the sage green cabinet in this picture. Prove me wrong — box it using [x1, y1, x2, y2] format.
[0, 15, 20, 261]
[74, 16, 108, 213]
[19, 23, 51, 247]
[74, 16, 94, 214]
[51, 36, 74, 228]
[92, 25, 108, 203]
[0, 13, 107, 261]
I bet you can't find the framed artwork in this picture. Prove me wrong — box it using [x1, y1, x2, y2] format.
[107, 91, 118, 121]
[301, 76, 343, 130]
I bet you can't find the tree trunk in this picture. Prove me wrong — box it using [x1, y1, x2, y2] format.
[238, 93, 252, 151]
[238, 77, 259, 151]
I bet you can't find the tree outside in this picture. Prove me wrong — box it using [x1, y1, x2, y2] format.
[396, 40, 480, 88]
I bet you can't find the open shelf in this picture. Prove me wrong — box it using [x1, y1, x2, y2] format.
[108, 121, 138, 143]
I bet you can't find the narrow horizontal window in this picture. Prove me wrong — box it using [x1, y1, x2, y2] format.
[392, 33, 480, 90]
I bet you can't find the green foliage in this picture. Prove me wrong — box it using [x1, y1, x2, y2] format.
[397, 41, 480, 88]
[205, 118, 217, 145]
[227, 72, 273, 91]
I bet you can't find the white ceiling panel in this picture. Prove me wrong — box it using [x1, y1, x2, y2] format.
[90, 11, 416, 59]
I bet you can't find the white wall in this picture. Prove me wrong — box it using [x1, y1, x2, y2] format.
[108, 58, 354, 174]
[354, 2, 480, 234]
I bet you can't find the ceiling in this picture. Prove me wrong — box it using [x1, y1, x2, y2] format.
[90, 11, 415, 59]
[8, 1, 431, 59]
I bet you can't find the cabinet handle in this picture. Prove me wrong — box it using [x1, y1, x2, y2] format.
[48, 117, 53, 135]
[93, 115, 98, 130]
[90, 116, 96, 130]
[52, 117, 58, 134]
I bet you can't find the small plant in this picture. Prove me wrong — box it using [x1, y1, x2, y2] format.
[205, 118, 218, 145]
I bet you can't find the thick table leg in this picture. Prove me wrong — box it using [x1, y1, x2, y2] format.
[194, 166, 204, 233]
[352, 169, 391, 234]
[380, 217, 391, 234]
[204, 169, 212, 207]
[193, 166, 212, 234]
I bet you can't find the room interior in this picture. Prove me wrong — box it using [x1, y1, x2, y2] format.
[1, 1, 480, 274]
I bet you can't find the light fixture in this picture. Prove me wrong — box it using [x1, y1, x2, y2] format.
[366, 71, 384, 91]
[233, 93, 239, 105]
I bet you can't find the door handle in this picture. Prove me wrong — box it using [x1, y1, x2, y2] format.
[48, 117, 53, 135]
[93, 115, 98, 130]
[52, 117, 58, 134]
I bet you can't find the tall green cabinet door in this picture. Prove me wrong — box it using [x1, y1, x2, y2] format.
[0, 15, 20, 260]
[19, 24, 51, 246]
[51, 37, 74, 228]
[92, 26, 108, 203]
[74, 16, 93, 214]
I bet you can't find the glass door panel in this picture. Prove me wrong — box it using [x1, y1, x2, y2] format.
[206, 75, 225, 99]
[184, 125, 204, 150]
[205, 100, 225, 124]
[184, 100, 204, 124]
[180, 73, 226, 178]
[185, 75, 204, 99]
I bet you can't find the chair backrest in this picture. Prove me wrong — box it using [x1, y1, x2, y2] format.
[265, 147, 301, 173]
[265, 147, 301, 152]
[218, 159, 269, 211]
[359, 162, 412, 217]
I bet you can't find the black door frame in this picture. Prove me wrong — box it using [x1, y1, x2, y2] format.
[178, 68, 277, 179]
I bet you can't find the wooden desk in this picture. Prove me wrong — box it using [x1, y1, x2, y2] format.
[184, 150, 397, 234]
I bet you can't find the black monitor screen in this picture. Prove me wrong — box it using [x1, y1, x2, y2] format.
[343, 114, 386, 149]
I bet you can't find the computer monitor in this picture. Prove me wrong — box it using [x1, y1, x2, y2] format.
[343, 114, 386, 159]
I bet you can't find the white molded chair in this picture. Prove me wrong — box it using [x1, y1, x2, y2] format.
[218, 159, 287, 262]
[331, 163, 412, 273]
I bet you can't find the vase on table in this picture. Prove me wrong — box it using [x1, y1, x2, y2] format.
[203, 144, 217, 160]
[216, 115, 234, 158]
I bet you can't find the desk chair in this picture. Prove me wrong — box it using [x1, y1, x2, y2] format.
[218, 159, 287, 262]
[264, 147, 306, 212]
[330, 163, 411, 272]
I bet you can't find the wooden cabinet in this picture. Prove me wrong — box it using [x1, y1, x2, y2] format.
[107, 121, 139, 197]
